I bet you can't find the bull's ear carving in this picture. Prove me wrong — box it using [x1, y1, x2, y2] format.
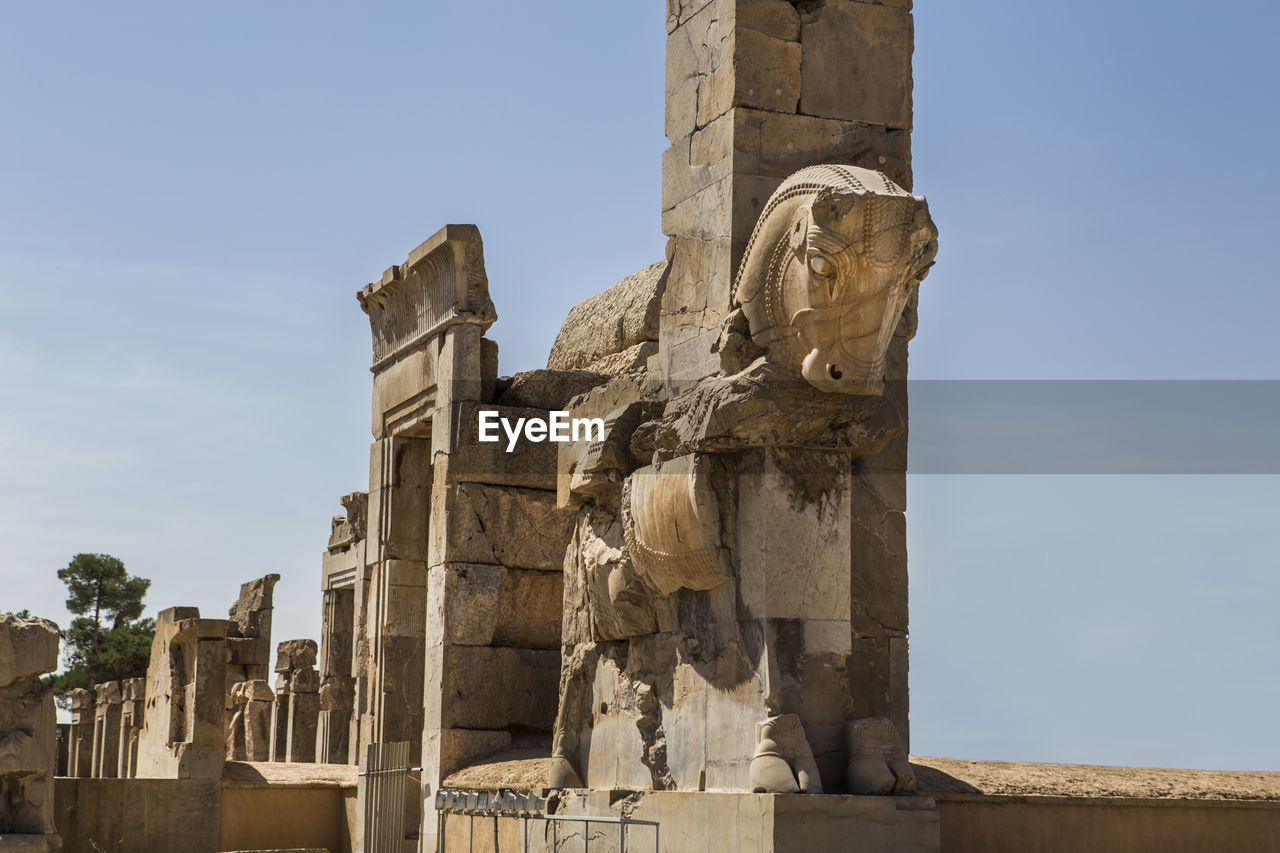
[732, 165, 939, 396]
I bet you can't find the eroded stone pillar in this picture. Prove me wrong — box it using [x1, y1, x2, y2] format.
[243, 680, 274, 762]
[90, 681, 121, 779]
[269, 639, 319, 763]
[134, 607, 230, 779]
[318, 494, 362, 765]
[66, 687, 94, 778]
[117, 676, 145, 778]
[0, 613, 61, 852]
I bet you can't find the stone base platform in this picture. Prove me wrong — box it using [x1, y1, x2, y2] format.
[439, 790, 940, 853]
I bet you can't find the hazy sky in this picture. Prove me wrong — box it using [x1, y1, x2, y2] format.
[2, 2, 1277, 769]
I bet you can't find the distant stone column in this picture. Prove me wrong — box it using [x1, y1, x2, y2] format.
[269, 639, 319, 763]
[242, 680, 274, 762]
[286, 667, 320, 763]
[0, 613, 62, 851]
[270, 682, 291, 762]
[117, 677, 145, 778]
[133, 606, 230, 780]
[66, 687, 95, 778]
[90, 681, 122, 779]
[317, 674, 354, 765]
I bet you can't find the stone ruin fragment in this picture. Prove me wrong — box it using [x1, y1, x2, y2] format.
[269, 639, 320, 763]
[0, 613, 62, 852]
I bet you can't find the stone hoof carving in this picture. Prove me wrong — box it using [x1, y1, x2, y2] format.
[733, 164, 938, 396]
[622, 453, 728, 595]
[749, 715, 823, 794]
[846, 717, 916, 795]
[548, 752, 585, 788]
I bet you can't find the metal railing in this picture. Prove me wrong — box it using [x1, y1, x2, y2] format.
[434, 787, 660, 853]
[362, 741, 416, 853]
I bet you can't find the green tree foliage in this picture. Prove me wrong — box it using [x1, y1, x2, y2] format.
[48, 553, 154, 694]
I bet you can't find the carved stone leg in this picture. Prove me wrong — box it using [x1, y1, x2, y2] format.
[846, 716, 915, 795]
[749, 714, 823, 794]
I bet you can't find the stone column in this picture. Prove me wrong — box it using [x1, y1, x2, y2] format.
[664, 0, 919, 751]
[318, 497, 361, 765]
[285, 666, 320, 763]
[90, 681, 122, 779]
[117, 676, 145, 778]
[659, 0, 914, 384]
[134, 607, 230, 780]
[270, 639, 320, 763]
[269, 682, 290, 762]
[243, 680, 274, 762]
[0, 613, 61, 852]
[67, 687, 95, 778]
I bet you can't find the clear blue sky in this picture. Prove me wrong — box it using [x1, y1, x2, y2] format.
[2, 2, 1277, 769]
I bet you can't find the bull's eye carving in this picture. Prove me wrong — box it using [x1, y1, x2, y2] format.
[808, 254, 832, 277]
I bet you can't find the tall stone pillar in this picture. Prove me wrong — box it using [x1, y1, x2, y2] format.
[134, 607, 230, 780]
[90, 681, 121, 779]
[269, 639, 319, 763]
[0, 613, 61, 852]
[117, 676, 145, 778]
[659, 0, 914, 384]
[66, 687, 94, 778]
[663, 0, 918, 749]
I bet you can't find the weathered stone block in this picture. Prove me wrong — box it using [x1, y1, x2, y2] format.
[0, 614, 59, 687]
[738, 0, 801, 40]
[424, 727, 511, 780]
[494, 569, 562, 649]
[275, 639, 318, 673]
[442, 402, 560, 491]
[426, 564, 563, 650]
[735, 449, 854, 622]
[436, 646, 559, 730]
[226, 636, 270, 667]
[547, 263, 666, 372]
[496, 370, 611, 411]
[426, 563, 505, 647]
[703, 27, 801, 120]
[799, 0, 914, 129]
[430, 483, 574, 571]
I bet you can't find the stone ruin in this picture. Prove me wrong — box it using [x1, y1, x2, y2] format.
[17, 3, 1280, 852]
[269, 639, 320, 763]
[57, 570, 339, 785]
[0, 613, 62, 852]
[298, 1, 941, 847]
